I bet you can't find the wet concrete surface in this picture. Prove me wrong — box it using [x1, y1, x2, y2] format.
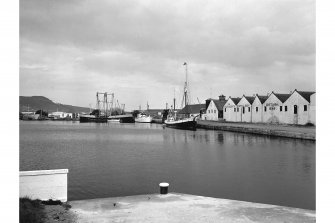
[69, 193, 315, 223]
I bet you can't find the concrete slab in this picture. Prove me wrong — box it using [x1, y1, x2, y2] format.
[69, 193, 315, 223]
[197, 120, 315, 140]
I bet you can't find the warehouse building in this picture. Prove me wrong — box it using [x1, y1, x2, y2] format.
[282, 90, 315, 125]
[204, 95, 227, 121]
[223, 97, 241, 122]
[237, 95, 255, 122]
[262, 92, 291, 123]
[251, 95, 268, 123]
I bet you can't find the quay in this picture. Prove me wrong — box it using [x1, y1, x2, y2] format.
[196, 120, 316, 140]
[68, 193, 315, 223]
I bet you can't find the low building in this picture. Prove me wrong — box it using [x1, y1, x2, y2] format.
[49, 111, 73, 119]
[223, 97, 241, 122]
[178, 104, 206, 118]
[263, 92, 291, 124]
[204, 95, 227, 121]
[282, 90, 316, 125]
[237, 95, 255, 122]
[251, 95, 268, 123]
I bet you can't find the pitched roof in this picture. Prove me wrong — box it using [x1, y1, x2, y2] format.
[256, 95, 268, 104]
[178, 104, 206, 114]
[212, 99, 227, 111]
[273, 93, 291, 103]
[244, 96, 255, 104]
[296, 91, 315, 103]
[230, 97, 241, 105]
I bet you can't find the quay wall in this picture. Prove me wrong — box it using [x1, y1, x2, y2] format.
[20, 169, 68, 202]
[197, 121, 315, 140]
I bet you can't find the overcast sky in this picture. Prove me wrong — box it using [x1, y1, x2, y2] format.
[20, 0, 315, 110]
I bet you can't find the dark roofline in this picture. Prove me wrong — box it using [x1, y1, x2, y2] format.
[294, 89, 316, 103]
[270, 92, 291, 103]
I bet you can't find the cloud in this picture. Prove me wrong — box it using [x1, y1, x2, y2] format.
[20, 0, 315, 109]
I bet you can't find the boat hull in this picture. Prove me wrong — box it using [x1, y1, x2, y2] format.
[80, 115, 108, 123]
[135, 116, 153, 123]
[165, 119, 197, 130]
[108, 115, 135, 123]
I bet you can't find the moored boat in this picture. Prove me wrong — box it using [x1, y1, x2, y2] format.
[108, 114, 135, 123]
[79, 114, 108, 123]
[164, 62, 198, 130]
[164, 116, 197, 130]
[135, 113, 152, 123]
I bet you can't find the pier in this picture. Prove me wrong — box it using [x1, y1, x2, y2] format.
[197, 120, 316, 140]
[68, 193, 315, 222]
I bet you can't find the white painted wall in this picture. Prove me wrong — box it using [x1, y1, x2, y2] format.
[223, 98, 237, 122]
[206, 100, 219, 121]
[238, 97, 252, 122]
[263, 94, 283, 124]
[252, 97, 263, 123]
[20, 169, 68, 202]
[310, 93, 316, 124]
[283, 91, 313, 125]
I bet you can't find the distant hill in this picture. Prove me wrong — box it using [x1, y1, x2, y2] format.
[20, 96, 90, 113]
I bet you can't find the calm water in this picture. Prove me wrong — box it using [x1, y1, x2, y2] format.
[20, 121, 315, 210]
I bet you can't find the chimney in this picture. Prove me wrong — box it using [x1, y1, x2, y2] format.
[219, 95, 226, 101]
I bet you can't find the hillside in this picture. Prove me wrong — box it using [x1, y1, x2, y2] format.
[20, 96, 90, 113]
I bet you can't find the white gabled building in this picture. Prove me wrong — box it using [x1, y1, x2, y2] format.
[237, 95, 255, 122]
[310, 93, 316, 125]
[263, 92, 290, 124]
[282, 90, 316, 125]
[204, 95, 227, 121]
[223, 97, 241, 122]
[251, 94, 268, 123]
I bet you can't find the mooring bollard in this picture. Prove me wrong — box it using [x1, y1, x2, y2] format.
[159, 182, 169, 194]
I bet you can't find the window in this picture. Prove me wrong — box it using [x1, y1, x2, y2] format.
[285, 106, 287, 112]
[225, 108, 226, 112]
[234, 108, 236, 112]
[280, 106, 282, 112]
[294, 105, 297, 114]
[264, 106, 267, 112]
[237, 108, 239, 112]
[304, 105, 307, 111]
[242, 107, 245, 114]
[256, 107, 258, 112]
[248, 107, 251, 112]
[214, 110, 216, 113]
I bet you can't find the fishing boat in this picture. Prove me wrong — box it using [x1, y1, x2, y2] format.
[135, 112, 152, 123]
[79, 111, 108, 123]
[108, 114, 135, 123]
[164, 62, 198, 130]
[164, 115, 197, 130]
[79, 92, 112, 123]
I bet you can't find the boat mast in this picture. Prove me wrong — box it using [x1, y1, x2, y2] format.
[182, 62, 189, 107]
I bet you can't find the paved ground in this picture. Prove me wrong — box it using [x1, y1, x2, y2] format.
[69, 193, 315, 223]
[197, 120, 315, 140]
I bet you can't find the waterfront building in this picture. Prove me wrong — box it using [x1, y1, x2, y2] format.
[263, 92, 290, 124]
[49, 111, 73, 119]
[237, 95, 255, 122]
[223, 97, 241, 122]
[178, 104, 206, 118]
[251, 94, 268, 123]
[282, 90, 316, 125]
[204, 95, 227, 121]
